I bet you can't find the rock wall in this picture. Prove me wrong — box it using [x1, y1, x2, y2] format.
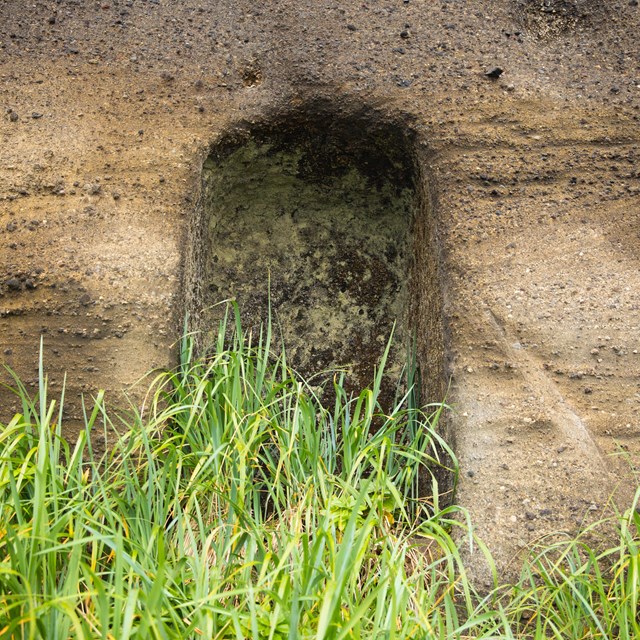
[1, 0, 639, 581]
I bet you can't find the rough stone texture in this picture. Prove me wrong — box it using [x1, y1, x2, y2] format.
[190, 119, 415, 407]
[1, 0, 639, 582]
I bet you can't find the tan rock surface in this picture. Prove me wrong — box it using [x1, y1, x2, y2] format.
[1, 0, 639, 580]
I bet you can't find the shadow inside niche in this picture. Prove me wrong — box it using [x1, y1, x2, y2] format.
[185, 105, 448, 465]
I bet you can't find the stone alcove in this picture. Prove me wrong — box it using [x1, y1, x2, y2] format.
[184, 102, 448, 454]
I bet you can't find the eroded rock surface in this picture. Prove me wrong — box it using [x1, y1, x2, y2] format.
[1, 0, 639, 581]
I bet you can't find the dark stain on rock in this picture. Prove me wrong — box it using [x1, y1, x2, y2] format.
[184, 101, 447, 447]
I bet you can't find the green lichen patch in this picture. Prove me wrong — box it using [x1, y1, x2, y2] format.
[199, 134, 415, 401]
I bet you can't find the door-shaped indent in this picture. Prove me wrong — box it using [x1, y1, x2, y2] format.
[185, 108, 445, 417]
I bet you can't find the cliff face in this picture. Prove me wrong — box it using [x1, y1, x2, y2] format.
[1, 0, 639, 581]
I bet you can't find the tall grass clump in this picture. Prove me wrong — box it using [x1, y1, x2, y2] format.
[0, 305, 476, 639]
[0, 303, 638, 639]
[492, 488, 640, 639]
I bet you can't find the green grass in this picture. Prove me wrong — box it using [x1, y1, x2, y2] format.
[0, 304, 638, 639]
